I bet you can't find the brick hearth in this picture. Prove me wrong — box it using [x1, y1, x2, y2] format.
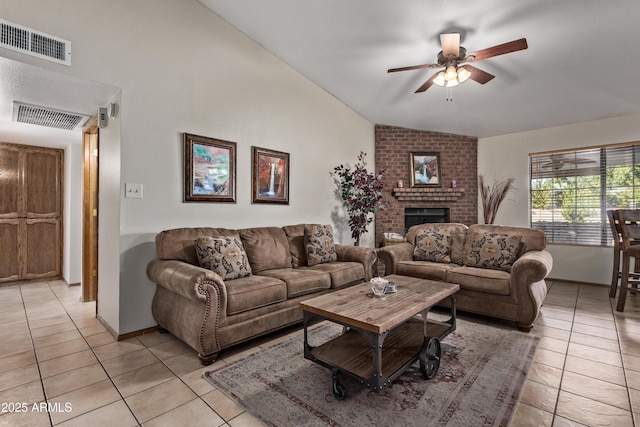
[374, 124, 478, 247]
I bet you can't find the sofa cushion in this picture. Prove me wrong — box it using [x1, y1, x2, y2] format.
[155, 227, 239, 265]
[257, 268, 331, 298]
[225, 275, 287, 315]
[282, 224, 307, 267]
[466, 224, 547, 253]
[195, 236, 252, 280]
[447, 265, 511, 295]
[304, 224, 338, 266]
[464, 231, 522, 272]
[449, 232, 468, 265]
[414, 229, 452, 263]
[397, 260, 459, 282]
[239, 227, 293, 273]
[307, 262, 364, 288]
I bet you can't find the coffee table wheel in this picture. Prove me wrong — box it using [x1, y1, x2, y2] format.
[332, 369, 346, 400]
[420, 337, 441, 380]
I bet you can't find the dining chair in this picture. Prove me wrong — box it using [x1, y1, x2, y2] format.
[614, 209, 640, 311]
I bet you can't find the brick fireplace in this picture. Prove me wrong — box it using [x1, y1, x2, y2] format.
[374, 125, 478, 247]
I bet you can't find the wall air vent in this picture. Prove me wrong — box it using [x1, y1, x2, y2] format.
[12, 102, 89, 131]
[0, 19, 71, 66]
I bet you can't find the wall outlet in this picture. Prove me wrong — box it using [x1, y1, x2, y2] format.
[125, 183, 143, 199]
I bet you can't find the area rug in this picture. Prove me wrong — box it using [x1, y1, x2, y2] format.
[204, 315, 539, 427]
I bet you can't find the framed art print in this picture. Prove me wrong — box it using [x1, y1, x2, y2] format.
[410, 152, 441, 187]
[184, 133, 236, 202]
[252, 146, 289, 204]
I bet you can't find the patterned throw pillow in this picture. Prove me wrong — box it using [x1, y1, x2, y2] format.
[195, 236, 252, 280]
[414, 229, 452, 263]
[304, 224, 338, 267]
[464, 232, 522, 272]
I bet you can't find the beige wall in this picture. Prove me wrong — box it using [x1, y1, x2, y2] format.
[1, 0, 374, 334]
[478, 113, 640, 285]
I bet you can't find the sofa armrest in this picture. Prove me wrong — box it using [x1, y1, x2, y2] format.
[376, 243, 414, 274]
[509, 250, 553, 328]
[147, 259, 227, 305]
[335, 244, 377, 281]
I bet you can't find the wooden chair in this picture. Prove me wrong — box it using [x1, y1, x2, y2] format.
[614, 209, 640, 311]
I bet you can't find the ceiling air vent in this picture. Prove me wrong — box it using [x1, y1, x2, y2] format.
[0, 19, 71, 66]
[12, 102, 89, 131]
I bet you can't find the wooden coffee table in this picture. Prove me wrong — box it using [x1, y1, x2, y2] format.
[300, 274, 459, 399]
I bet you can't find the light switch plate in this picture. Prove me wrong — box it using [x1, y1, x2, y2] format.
[125, 183, 143, 198]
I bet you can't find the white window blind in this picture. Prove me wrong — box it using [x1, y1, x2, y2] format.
[530, 143, 640, 246]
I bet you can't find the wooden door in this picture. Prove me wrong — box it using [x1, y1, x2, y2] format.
[82, 126, 99, 301]
[0, 143, 63, 283]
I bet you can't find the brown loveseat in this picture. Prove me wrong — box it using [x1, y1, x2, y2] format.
[377, 223, 553, 332]
[147, 224, 375, 364]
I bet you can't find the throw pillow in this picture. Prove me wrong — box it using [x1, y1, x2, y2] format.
[304, 224, 338, 267]
[195, 236, 252, 280]
[464, 232, 522, 272]
[414, 229, 452, 263]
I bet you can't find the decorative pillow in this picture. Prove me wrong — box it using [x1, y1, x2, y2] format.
[195, 236, 252, 280]
[464, 232, 522, 272]
[414, 229, 452, 263]
[304, 224, 338, 267]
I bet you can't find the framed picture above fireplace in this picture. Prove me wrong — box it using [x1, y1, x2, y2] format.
[410, 152, 441, 187]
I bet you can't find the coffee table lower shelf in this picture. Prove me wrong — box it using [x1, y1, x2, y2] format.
[304, 313, 455, 398]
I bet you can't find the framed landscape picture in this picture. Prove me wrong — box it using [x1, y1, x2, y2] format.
[410, 152, 441, 187]
[252, 146, 289, 204]
[184, 133, 236, 202]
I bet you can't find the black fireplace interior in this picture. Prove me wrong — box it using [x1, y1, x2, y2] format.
[404, 208, 450, 232]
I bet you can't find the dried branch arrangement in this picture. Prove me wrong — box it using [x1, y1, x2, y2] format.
[479, 175, 516, 224]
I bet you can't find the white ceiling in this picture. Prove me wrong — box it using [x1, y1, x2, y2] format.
[199, 0, 640, 137]
[0, 56, 118, 149]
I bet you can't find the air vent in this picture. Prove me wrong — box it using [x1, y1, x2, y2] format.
[0, 19, 71, 66]
[12, 102, 89, 131]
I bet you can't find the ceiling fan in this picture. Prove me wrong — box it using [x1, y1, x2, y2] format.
[387, 33, 528, 94]
[540, 155, 597, 170]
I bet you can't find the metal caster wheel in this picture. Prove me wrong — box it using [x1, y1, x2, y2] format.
[332, 369, 346, 400]
[420, 337, 441, 379]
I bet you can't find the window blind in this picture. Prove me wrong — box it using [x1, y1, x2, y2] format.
[530, 143, 640, 246]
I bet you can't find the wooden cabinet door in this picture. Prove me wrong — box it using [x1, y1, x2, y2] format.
[0, 143, 62, 283]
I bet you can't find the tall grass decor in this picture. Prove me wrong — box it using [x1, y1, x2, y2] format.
[479, 175, 516, 224]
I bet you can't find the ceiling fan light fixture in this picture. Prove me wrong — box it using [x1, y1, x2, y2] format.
[433, 71, 446, 87]
[445, 79, 459, 88]
[457, 66, 471, 83]
[445, 66, 457, 82]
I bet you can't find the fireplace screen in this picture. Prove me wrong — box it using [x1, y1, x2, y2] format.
[404, 208, 450, 232]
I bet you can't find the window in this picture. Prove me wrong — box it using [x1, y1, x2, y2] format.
[530, 143, 640, 246]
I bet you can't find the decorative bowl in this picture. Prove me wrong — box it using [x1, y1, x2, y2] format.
[370, 277, 388, 297]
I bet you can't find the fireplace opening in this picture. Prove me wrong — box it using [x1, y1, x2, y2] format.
[404, 208, 450, 232]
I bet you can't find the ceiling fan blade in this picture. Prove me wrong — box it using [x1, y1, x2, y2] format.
[440, 33, 460, 57]
[415, 72, 440, 93]
[466, 38, 528, 62]
[388, 63, 440, 73]
[464, 65, 495, 84]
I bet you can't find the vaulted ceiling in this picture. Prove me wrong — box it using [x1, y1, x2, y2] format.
[200, 0, 640, 137]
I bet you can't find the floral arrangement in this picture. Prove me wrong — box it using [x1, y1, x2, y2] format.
[479, 174, 516, 224]
[331, 152, 385, 245]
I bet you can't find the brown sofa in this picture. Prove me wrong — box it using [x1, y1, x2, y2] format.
[146, 224, 376, 364]
[377, 223, 553, 332]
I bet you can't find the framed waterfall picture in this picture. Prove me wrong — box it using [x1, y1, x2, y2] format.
[184, 133, 237, 202]
[252, 146, 290, 204]
[410, 151, 441, 187]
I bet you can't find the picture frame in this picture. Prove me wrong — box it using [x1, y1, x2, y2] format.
[410, 152, 441, 187]
[252, 146, 290, 204]
[184, 133, 236, 203]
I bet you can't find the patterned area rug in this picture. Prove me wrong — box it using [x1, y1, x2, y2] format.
[204, 315, 538, 427]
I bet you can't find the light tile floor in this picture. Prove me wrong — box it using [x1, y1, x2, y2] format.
[0, 279, 638, 426]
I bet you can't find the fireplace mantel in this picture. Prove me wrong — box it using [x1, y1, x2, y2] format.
[392, 187, 465, 202]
